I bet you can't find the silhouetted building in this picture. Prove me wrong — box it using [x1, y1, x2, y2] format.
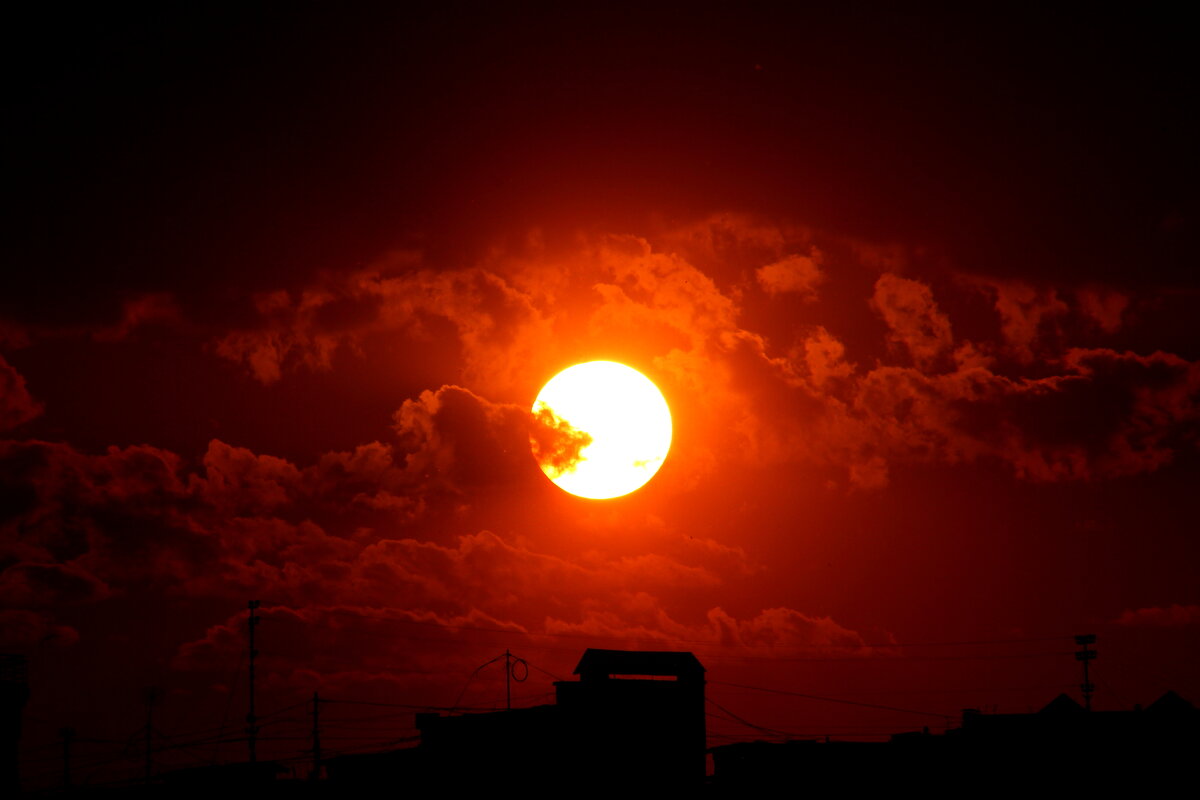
[956, 689, 1198, 783]
[568, 648, 707, 785]
[710, 691, 1199, 791]
[328, 648, 706, 790]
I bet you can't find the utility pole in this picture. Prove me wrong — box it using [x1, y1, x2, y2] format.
[1075, 633, 1097, 711]
[505, 649, 512, 711]
[309, 692, 321, 781]
[144, 687, 158, 782]
[247, 600, 261, 764]
[502, 650, 526, 710]
[59, 727, 74, 789]
[456, 650, 527, 712]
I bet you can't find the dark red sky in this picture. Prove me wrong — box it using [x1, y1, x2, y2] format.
[3, 5, 1198, 784]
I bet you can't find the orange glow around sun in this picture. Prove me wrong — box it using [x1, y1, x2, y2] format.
[532, 361, 672, 499]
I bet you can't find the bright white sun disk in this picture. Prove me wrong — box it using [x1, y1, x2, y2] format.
[532, 361, 672, 499]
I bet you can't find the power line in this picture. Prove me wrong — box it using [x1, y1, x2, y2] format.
[524, 659, 567, 682]
[705, 699, 805, 739]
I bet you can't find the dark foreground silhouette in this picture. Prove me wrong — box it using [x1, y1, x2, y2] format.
[6, 649, 1198, 796]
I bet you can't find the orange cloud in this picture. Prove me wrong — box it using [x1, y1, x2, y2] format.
[756, 249, 824, 297]
[871, 273, 954, 370]
[198, 215, 1200, 495]
[799, 326, 855, 387]
[973, 278, 1068, 361]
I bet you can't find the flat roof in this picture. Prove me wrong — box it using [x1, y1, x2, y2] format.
[573, 648, 705, 678]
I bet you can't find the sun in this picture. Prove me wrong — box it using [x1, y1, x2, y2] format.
[531, 361, 672, 499]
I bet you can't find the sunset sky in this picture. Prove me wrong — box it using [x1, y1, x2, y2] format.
[3, 6, 1198, 783]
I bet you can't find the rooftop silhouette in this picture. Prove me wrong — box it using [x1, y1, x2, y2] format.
[328, 647, 707, 791]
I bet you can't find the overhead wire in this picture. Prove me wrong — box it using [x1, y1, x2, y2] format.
[705, 699, 805, 739]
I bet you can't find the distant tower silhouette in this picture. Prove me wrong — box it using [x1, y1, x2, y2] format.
[0, 655, 29, 794]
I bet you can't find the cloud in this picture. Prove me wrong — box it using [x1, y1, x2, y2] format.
[168, 598, 887, 710]
[196, 439, 304, 514]
[0, 562, 110, 608]
[799, 326, 855, 387]
[529, 405, 592, 478]
[203, 220, 1200, 495]
[870, 273, 954, 370]
[92, 292, 182, 342]
[818, 275, 1197, 484]
[394, 384, 576, 493]
[172, 604, 528, 679]
[971, 278, 1068, 361]
[0, 440, 193, 579]
[539, 604, 884, 657]
[658, 212, 798, 276]
[591, 234, 741, 350]
[1077, 286, 1129, 334]
[1058, 348, 1200, 476]
[0, 418, 757, 644]
[0, 354, 42, 432]
[0, 385, 583, 604]
[212, 288, 344, 384]
[0, 609, 78, 647]
[2, 401, 862, 669]
[1114, 604, 1200, 627]
[833, 346, 1200, 483]
[213, 261, 554, 395]
[756, 249, 824, 297]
